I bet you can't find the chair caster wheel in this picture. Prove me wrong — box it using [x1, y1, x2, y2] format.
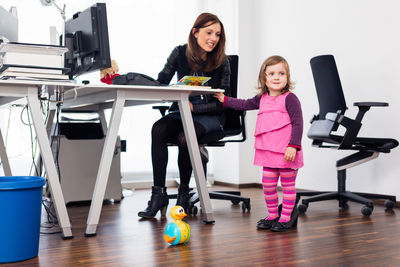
[384, 200, 395, 210]
[242, 200, 251, 212]
[361, 206, 373, 216]
[231, 200, 240, 205]
[187, 204, 198, 216]
[298, 203, 308, 213]
[341, 202, 349, 209]
[191, 205, 198, 215]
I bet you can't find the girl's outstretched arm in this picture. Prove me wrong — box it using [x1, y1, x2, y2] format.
[213, 93, 261, 111]
[214, 92, 225, 103]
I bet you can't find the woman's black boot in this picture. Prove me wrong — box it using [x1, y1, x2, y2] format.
[176, 184, 191, 214]
[138, 186, 169, 219]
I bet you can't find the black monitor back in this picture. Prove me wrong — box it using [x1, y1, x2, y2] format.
[64, 3, 111, 77]
[310, 55, 347, 120]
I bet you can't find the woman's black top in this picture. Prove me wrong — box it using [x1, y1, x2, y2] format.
[157, 44, 231, 131]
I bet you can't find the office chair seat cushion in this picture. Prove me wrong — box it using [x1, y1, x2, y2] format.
[354, 137, 399, 152]
[310, 134, 342, 145]
[198, 131, 225, 145]
[311, 133, 398, 153]
[222, 128, 243, 137]
[165, 113, 222, 134]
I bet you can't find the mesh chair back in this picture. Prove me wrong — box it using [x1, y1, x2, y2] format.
[224, 55, 241, 131]
[199, 55, 244, 145]
[310, 55, 347, 120]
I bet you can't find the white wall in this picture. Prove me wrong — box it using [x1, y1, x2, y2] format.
[219, 0, 400, 199]
[0, 0, 238, 179]
[213, 0, 264, 185]
[2, 0, 399, 199]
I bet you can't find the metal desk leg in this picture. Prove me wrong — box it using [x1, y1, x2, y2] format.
[178, 94, 215, 224]
[27, 89, 73, 239]
[31, 109, 55, 177]
[0, 127, 12, 176]
[85, 92, 125, 236]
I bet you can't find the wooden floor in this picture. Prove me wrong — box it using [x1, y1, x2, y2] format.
[4, 186, 400, 267]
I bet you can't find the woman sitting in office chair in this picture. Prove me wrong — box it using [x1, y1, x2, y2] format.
[138, 12, 231, 219]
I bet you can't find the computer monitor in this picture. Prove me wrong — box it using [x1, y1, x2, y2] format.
[0, 5, 18, 43]
[63, 3, 111, 78]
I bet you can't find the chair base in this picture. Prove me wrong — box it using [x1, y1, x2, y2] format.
[297, 152, 397, 216]
[297, 178, 396, 216]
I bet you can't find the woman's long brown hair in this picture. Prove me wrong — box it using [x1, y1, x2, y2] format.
[187, 13, 226, 72]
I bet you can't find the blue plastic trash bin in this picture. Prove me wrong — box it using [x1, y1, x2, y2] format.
[0, 176, 45, 263]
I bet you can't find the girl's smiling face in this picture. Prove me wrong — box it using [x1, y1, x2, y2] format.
[265, 62, 288, 96]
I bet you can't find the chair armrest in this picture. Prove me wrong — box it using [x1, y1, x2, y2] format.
[223, 110, 247, 143]
[212, 110, 247, 145]
[235, 110, 247, 142]
[152, 105, 169, 116]
[325, 112, 361, 149]
[354, 102, 388, 107]
[353, 102, 388, 122]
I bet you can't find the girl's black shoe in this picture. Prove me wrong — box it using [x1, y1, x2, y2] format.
[257, 203, 283, 228]
[270, 206, 299, 232]
[257, 217, 279, 229]
[257, 218, 267, 226]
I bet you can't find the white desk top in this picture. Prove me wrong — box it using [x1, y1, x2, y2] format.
[0, 79, 224, 108]
[0, 79, 223, 93]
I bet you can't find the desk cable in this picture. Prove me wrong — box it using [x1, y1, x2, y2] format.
[38, 85, 80, 104]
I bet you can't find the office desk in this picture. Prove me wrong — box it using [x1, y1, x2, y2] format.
[59, 83, 223, 236]
[0, 79, 78, 239]
[59, 84, 221, 235]
[0, 80, 221, 237]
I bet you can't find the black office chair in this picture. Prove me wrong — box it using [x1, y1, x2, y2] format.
[297, 55, 398, 216]
[153, 55, 251, 215]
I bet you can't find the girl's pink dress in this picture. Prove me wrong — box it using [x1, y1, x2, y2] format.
[253, 92, 303, 169]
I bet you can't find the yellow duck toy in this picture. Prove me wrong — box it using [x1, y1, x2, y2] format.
[164, 206, 190, 245]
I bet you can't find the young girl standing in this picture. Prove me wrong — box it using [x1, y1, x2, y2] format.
[214, 55, 303, 232]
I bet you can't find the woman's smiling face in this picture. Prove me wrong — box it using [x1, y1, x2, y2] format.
[194, 22, 221, 53]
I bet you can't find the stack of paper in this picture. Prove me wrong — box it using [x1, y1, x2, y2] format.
[0, 42, 69, 80]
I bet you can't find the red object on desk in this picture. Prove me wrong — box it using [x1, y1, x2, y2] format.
[100, 73, 120, 85]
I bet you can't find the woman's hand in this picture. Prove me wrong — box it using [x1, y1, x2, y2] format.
[214, 92, 225, 103]
[284, 147, 297, 162]
[189, 101, 193, 112]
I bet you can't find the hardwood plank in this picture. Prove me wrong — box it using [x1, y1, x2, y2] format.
[3, 187, 400, 266]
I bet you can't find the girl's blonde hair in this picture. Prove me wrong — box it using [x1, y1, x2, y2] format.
[257, 55, 294, 96]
